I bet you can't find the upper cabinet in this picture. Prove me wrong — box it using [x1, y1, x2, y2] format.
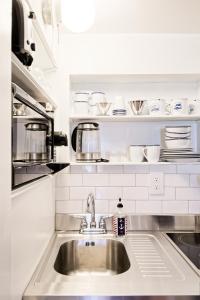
[12, 0, 59, 108]
[26, 0, 59, 70]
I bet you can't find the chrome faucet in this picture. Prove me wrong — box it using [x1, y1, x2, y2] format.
[79, 193, 108, 234]
[86, 193, 96, 228]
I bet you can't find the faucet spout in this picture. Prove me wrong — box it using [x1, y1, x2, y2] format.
[86, 193, 96, 228]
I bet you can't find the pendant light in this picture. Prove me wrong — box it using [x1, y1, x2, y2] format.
[61, 0, 96, 33]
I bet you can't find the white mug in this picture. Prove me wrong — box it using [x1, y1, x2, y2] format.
[129, 145, 144, 162]
[143, 145, 160, 163]
[170, 98, 189, 115]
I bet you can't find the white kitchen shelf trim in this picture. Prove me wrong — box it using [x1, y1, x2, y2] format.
[12, 53, 57, 109]
[70, 115, 200, 122]
[13, 116, 46, 119]
[70, 161, 200, 166]
[70, 74, 200, 84]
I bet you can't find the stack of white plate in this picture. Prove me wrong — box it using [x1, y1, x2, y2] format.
[112, 109, 127, 116]
[161, 126, 200, 162]
[164, 126, 191, 149]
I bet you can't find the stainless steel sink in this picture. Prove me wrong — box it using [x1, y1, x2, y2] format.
[54, 239, 130, 276]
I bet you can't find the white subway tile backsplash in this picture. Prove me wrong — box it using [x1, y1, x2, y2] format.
[149, 187, 175, 201]
[68, 174, 83, 186]
[109, 200, 135, 214]
[109, 174, 135, 186]
[95, 200, 109, 213]
[83, 174, 109, 186]
[55, 164, 199, 215]
[70, 165, 97, 174]
[176, 188, 200, 200]
[97, 165, 123, 174]
[136, 174, 149, 186]
[189, 201, 200, 214]
[55, 188, 70, 200]
[123, 187, 148, 200]
[56, 174, 67, 186]
[56, 200, 83, 214]
[96, 187, 122, 200]
[70, 187, 95, 200]
[190, 175, 200, 187]
[149, 164, 176, 173]
[82, 198, 109, 214]
[165, 174, 189, 187]
[136, 201, 162, 214]
[162, 201, 188, 214]
[70, 166, 84, 173]
[124, 165, 149, 174]
[56, 174, 82, 187]
[177, 164, 200, 174]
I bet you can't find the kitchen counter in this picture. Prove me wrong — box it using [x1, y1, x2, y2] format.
[23, 232, 200, 299]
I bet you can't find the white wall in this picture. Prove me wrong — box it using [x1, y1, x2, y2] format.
[63, 0, 200, 34]
[0, 0, 11, 299]
[62, 33, 200, 74]
[11, 177, 55, 300]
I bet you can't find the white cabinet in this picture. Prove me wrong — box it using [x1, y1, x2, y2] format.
[69, 74, 200, 165]
[12, 0, 59, 109]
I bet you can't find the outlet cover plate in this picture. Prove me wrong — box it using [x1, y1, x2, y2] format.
[149, 172, 164, 195]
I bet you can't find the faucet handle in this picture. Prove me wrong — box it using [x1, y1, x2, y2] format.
[99, 216, 107, 230]
[80, 216, 88, 229]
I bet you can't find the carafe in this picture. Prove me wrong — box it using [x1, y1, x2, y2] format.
[25, 122, 48, 161]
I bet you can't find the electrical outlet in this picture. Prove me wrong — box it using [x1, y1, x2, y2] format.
[149, 173, 164, 195]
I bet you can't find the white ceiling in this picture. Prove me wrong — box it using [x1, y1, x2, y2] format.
[62, 0, 200, 34]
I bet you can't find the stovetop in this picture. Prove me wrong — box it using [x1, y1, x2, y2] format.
[167, 233, 200, 270]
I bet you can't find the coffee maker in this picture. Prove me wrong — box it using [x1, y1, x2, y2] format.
[71, 122, 101, 162]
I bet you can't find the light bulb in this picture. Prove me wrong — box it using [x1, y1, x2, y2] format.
[61, 0, 96, 33]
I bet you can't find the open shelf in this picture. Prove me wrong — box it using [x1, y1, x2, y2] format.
[70, 115, 200, 122]
[12, 53, 57, 109]
[69, 74, 200, 166]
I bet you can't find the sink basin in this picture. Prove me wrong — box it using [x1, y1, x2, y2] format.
[54, 239, 130, 276]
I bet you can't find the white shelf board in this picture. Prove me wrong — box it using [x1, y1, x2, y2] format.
[12, 53, 57, 109]
[70, 74, 200, 84]
[70, 161, 200, 166]
[13, 115, 45, 119]
[69, 115, 200, 122]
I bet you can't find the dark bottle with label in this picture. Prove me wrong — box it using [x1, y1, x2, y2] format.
[112, 198, 127, 237]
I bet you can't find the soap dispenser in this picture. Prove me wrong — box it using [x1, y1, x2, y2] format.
[112, 198, 127, 237]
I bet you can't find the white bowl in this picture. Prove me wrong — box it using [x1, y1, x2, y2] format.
[165, 126, 191, 134]
[165, 132, 191, 139]
[165, 138, 191, 149]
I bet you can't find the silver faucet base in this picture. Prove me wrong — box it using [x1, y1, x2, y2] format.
[79, 227, 107, 234]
